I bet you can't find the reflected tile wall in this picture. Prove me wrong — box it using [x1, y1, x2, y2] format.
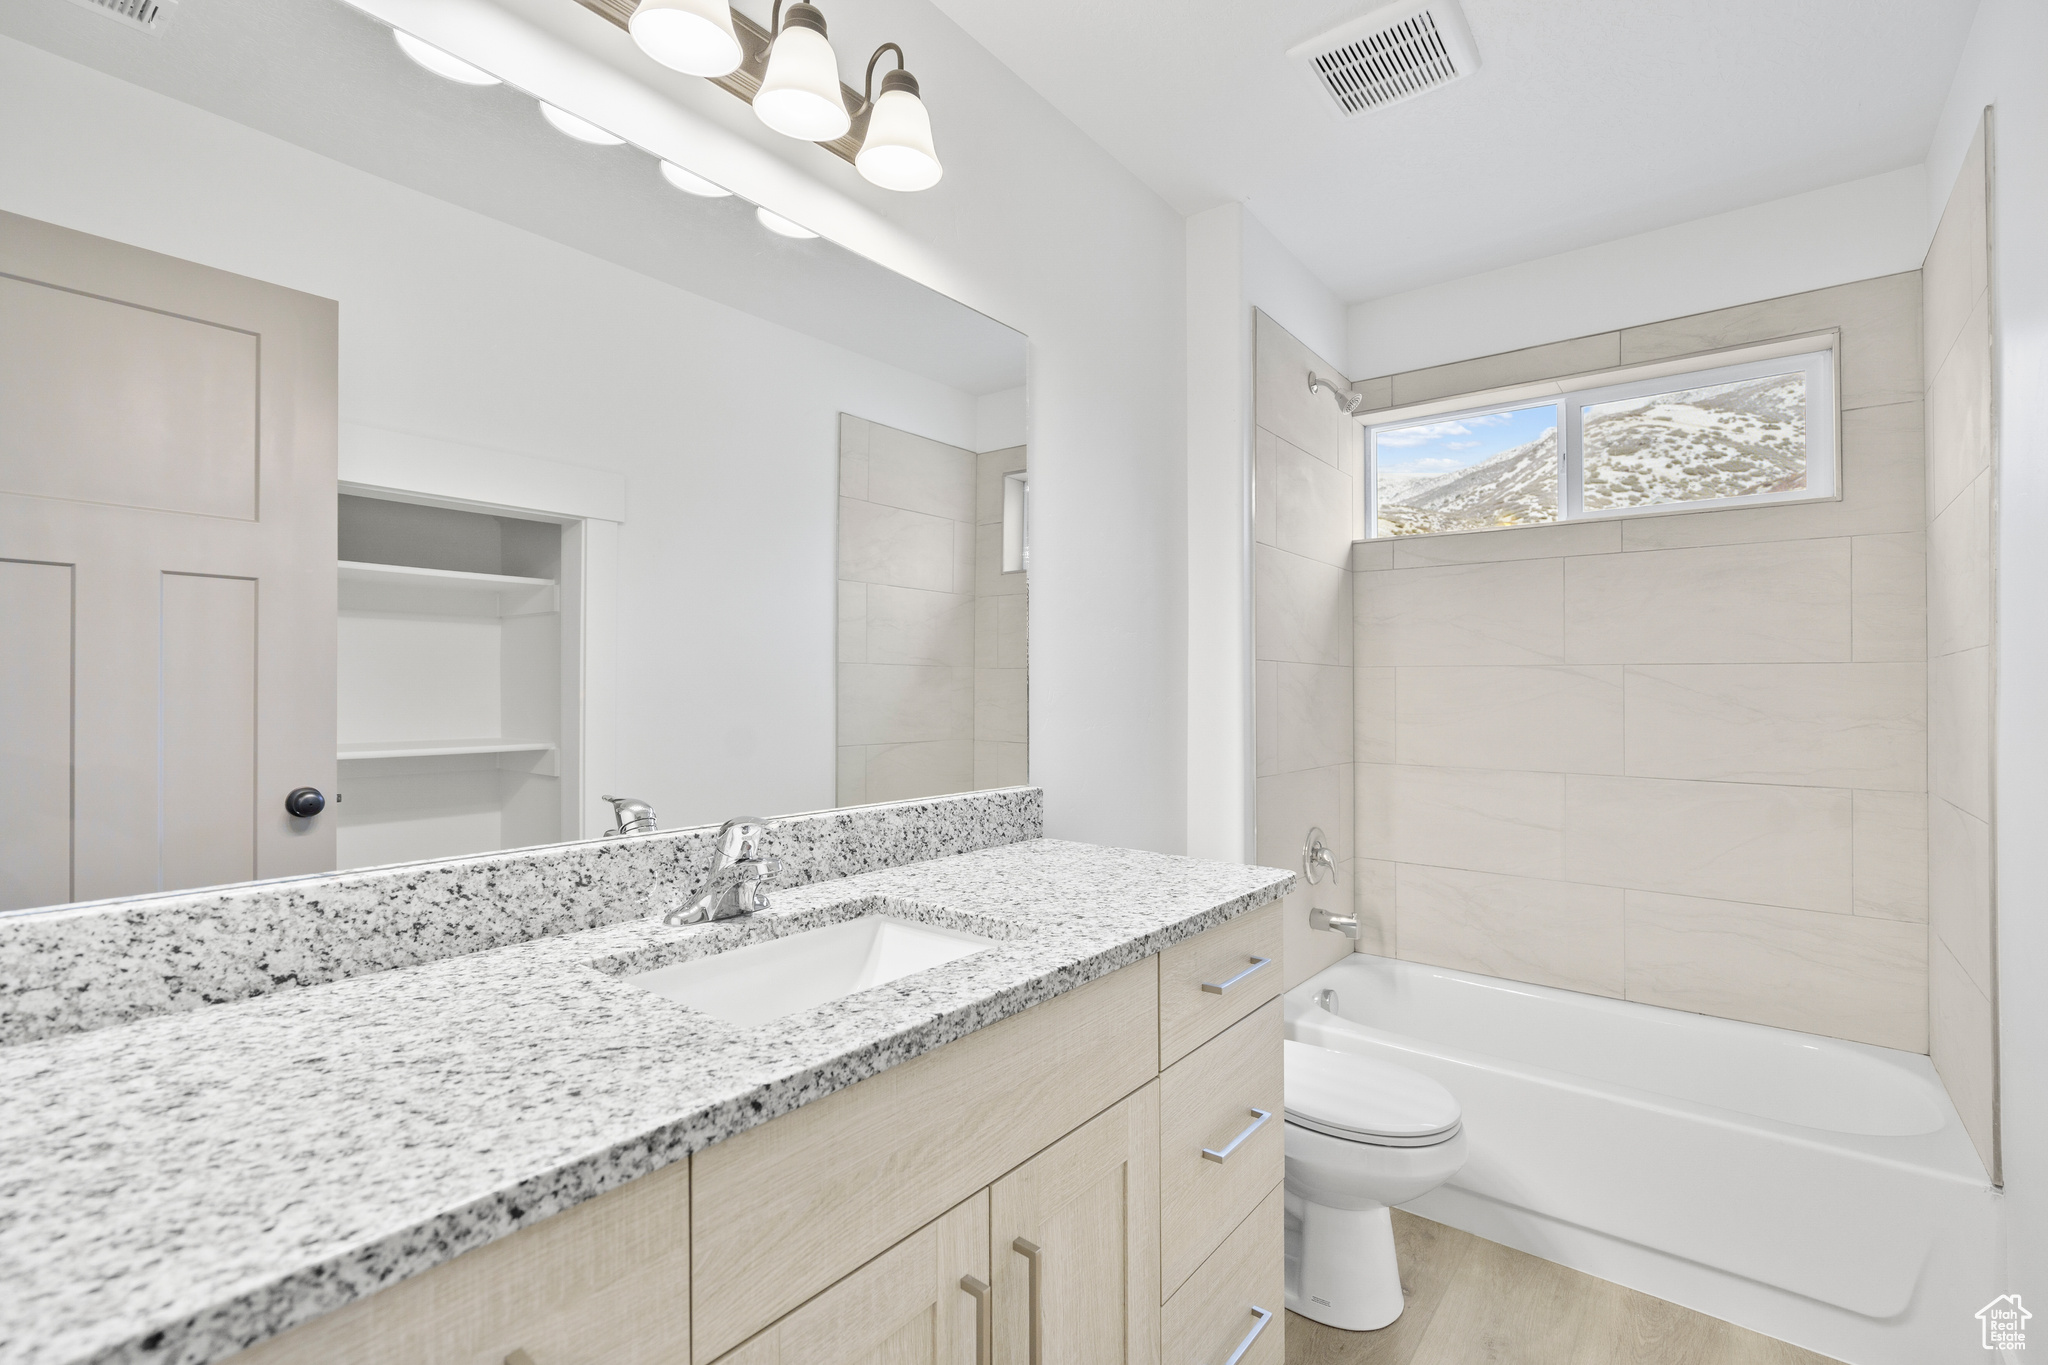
[1347, 272, 1934, 1054]
[839, 418, 1027, 805]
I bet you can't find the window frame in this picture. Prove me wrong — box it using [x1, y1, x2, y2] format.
[1365, 345, 1838, 539]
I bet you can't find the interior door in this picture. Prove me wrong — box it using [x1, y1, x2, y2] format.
[713, 1193, 990, 1364]
[0, 209, 337, 910]
[991, 1083, 1161, 1365]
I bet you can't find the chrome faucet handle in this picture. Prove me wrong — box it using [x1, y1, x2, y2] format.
[1303, 827, 1338, 885]
[713, 816, 771, 866]
[601, 795, 658, 837]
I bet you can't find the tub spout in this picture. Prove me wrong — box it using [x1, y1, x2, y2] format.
[1311, 907, 1360, 939]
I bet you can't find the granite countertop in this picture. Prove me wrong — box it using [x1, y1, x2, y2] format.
[0, 837, 1291, 1365]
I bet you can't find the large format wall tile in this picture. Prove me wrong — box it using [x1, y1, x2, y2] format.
[1565, 776, 1851, 913]
[1263, 762, 1356, 990]
[974, 667, 1028, 743]
[862, 739, 976, 803]
[1388, 332, 1622, 407]
[1395, 864, 1625, 997]
[1928, 646, 1991, 820]
[1615, 400, 1924, 550]
[1852, 790, 1928, 922]
[1852, 532, 1927, 662]
[1358, 763, 1565, 879]
[1623, 890, 1927, 1050]
[838, 662, 973, 745]
[1389, 518, 1620, 567]
[1353, 665, 1395, 765]
[1923, 128, 1989, 378]
[1258, 544, 1351, 666]
[1267, 428, 1355, 568]
[1255, 310, 1346, 465]
[1930, 937, 1997, 1173]
[866, 423, 974, 519]
[863, 585, 974, 667]
[839, 497, 957, 592]
[1565, 540, 1852, 663]
[1392, 665, 1623, 774]
[1622, 662, 1925, 790]
[1929, 795, 1993, 995]
[1618, 271, 1922, 412]
[1357, 559, 1565, 666]
[1928, 470, 1993, 656]
[1277, 662, 1354, 774]
[1927, 295, 1992, 518]
[1351, 856, 1397, 955]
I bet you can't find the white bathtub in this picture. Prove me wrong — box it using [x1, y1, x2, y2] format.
[1288, 954, 2001, 1363]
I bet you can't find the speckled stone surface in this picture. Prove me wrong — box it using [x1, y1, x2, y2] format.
[0, 788, 1042, 1046]
[0, 834, 1291, 1365]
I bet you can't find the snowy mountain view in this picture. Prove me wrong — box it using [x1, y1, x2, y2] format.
[1372, 373, 1807, 537]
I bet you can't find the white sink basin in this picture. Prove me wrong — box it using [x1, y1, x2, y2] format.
[624, 916, 998, 1026]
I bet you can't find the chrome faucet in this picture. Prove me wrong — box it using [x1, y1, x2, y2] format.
[1303, 827, 1339, 885]
[602, 795, 659, 837]
[1310, 907, 1361, 939]
[664, 817, 780, 926]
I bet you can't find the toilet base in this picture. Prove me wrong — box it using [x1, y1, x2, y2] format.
[1285, 1198, 1405, 1331]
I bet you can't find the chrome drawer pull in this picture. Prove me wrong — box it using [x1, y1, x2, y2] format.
[960, 1274, 992, 1365]
[1221, 1306, 1274, 1365]
[1202, 1108, 1271, 1163]
[1012, 1237, 1043, 1365]
[1201, 956, 1272, 995]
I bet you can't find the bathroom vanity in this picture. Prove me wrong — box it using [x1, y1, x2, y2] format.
[0, 792, 1289, 1365]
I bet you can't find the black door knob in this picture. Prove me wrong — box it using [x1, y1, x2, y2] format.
[285, 787, 326, 818]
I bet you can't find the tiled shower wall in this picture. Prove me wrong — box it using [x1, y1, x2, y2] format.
[1345, 273, 1932, 1052]
[837, 416, 1028, 804]
[1251, 311, 1368, 990]
[1924, 116, 1998, 1175]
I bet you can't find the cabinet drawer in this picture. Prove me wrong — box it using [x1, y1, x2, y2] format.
[239, 1159, 692, 1365]
[693, 957, 1159, 1361]
[1158, 903, 1281, 1068]
[1159, 997, 1283, 1299]
[1164, 1183, 1283, 1365]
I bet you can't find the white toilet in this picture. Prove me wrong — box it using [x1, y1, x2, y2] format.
[1283, 1039, 1467, 1331]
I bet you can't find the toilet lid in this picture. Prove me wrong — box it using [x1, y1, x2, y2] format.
[1284, 1040, 1462, 1147]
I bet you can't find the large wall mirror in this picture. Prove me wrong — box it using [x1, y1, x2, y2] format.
[0, 0, 1026, 915]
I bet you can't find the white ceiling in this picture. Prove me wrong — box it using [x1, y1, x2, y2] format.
[926, 0, 1979, 301]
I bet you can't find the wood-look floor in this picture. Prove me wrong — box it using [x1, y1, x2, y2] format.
[1285, 1211, 1845, 1365]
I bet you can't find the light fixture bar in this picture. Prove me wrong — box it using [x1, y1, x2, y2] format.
[572, 0, 871, 164]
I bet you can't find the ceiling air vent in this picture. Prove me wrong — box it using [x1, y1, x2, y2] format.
[58, 0, 178, 33]
[1288, 0, 1479, 118]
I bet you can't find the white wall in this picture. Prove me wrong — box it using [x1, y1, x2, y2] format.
[1932, 0, 2048, 1308]
[0, 34, 975, 837]
[1347, 166, 1932, 380]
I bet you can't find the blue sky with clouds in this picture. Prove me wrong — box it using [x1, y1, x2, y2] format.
[1372, 403, 1558, 476]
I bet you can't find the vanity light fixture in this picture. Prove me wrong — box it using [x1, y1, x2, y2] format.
[538, 101, 627, 145]
[754, 2, 851, 142]
[854, 44, 941, 191]
[628, 0, 743, 77]
[393, 30, 501, 85]
[660, 160, 733, 197]
[756, 206, 820, 239]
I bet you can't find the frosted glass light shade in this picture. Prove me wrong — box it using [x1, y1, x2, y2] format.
[755, 22, 850, 141]
[393, 31, 500, 85]
[756, 207, 819, 239]
[629, 0, 742, 77]
[660, 161, 733, 197]
[856, 87, 941, 191]
[539, 102, 626, 145]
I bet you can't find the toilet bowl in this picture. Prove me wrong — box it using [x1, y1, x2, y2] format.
[1283, 1039, 1466, 1331]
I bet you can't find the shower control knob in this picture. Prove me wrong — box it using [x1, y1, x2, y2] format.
[284, 787, 326, 818]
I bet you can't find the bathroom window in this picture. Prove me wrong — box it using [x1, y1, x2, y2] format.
[1367, 347, 1836, 538]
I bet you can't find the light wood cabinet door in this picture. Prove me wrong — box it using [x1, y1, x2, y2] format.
[990, 1082, 1160, 1365]
[713, 1194, 989, 1365]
